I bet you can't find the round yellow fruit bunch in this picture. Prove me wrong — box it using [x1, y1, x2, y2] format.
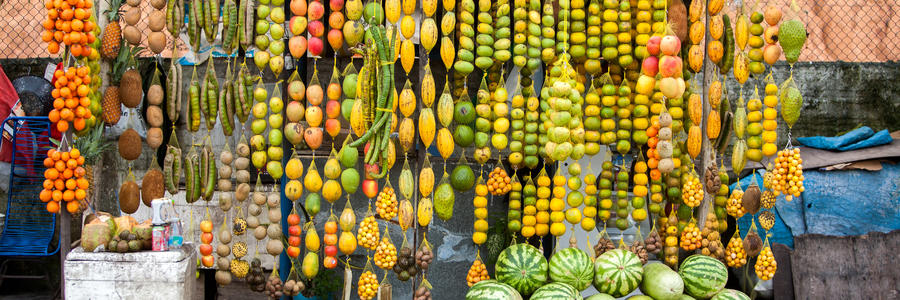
[773, 148, 805, 201]
[374, 237, 397, 270]
[754, 245, 776, 280]
[726, 189, 745, 217]
[376, 187, 398, 220]
[486, 167, 512, 195]
[357, 270, 378, 300]
[725, 235, 747, 267]
[466, 259, 490, 287]
[760, 190, 776, 209]
[680, 221, 702, 251]
[681, 174, 704, 207]
[357, 216, 380, 250]
[759, 210, 775, 231]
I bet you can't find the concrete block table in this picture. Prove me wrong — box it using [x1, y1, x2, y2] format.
[64, 243, 196, 300]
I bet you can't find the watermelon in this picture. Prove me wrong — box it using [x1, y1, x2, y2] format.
[679, 255, 728, 299]
[530, 282, 578, 299]
[627, 296, 653, 300]
[710, 289, 750, 300]
[679, 295, 697, 300]
[549, 247, 594, 291]
[640, 262, 684, 300]
[466, 280, 523, 300]
[585, 294, 616, 300]
[495, 243, 549, 296]
[592, 249, 643, 297]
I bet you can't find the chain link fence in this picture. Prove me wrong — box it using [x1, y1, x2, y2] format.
[2, 0, 900, 61]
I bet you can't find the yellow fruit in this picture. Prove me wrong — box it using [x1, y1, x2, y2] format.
[707, 110, 721, 139]
[708, 40, 723, 64]
[400, 40, 415, 74]
[419, 161, 434, 196]
[322, 180, 342, 203]
[417, 197, 433, 226]
[735, 14, 749, 50]
[422, 0, 437, 16]
[402, 0, 416, 15]
[733, 52, 749, 84]
[285, 158, 304, 180]
[440, 37, 455, 69]
[398, 199, 414, 230]
[688, 45, 704, 73]
[385, 0, 401, 23]
[418, 108, 436, 148]
[687, 125, 702, 159]
[436, 128, 454, 159]
[708, 0, 723, 15]
[689, 0, 704, 22]
[709, 15, 724, 40]
[689, 22, 704, 44]
[688, 93, 702, 125]
[420, 18, 438, 52]
[398, 117, 415, 152]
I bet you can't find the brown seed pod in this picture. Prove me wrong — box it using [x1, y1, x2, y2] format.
[744, 230, 763, 257]
[742, 184, 762, 215]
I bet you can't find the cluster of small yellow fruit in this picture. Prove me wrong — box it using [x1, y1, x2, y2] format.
[755, 245, 777, 280]
[725, 235, 747, 268]
[374, 237, 397, 270]
[681, 174, 703, 207]
[761, 81, 779, 156]
[357, 270, 378, 300]
[466, 259, 489, 287]
[549, 174, 567, 237]
[357, 216, 379, 250]
[679, 221, 702, 251]
[486, 167, 512, 195]
[376, 186, 398, 220]
[772, 148, 804, 201]
[726, 189, 745, 217]
[473, 180, 489, 244]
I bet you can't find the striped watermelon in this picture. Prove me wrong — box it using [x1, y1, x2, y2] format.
[711, 289, 750, 300]
[466, 280, 523, 300]
[679, 295, 697, 300]
[585, 294, 616, 300]
[495, 243, 548, 296]
[549, 247, 594, 291]
[592, 249, 643, 297]
[640, 262, 684, 300]
[679, 255, 728, 299]
[529, 282, 579, 299]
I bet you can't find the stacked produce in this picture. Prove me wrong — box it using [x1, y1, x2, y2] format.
[453, 0, 475, 75]
[289, 0, 308, 57]
[613, 165, 628, 230]
[540, 0, 555, 64]
[687, 0, 703, 73]
[598, 160, 612, 224]
[199, 220, 214, 267]
[466, 257, 490, 286]
[145, 0, 168, 54]
[630, 161, 647, 223]
[42, 0, 97, 56]
[763, 5, 782, 66]
[302, 221, 320, 278]
[506, 173, 522, 233]
[286, 212, 302, 258]
[580, 165, 597, 231]
[122, 0, 142, 46]
[473, 80, 492, 162]
[50, 66, 94, 133]
[41, 148, 88, 214]
[520, 176, 536, 238]
[307, 0, 324, 56]
[472, 176, 488, 244]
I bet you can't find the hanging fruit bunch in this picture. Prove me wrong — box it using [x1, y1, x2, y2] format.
[472, 176, 489, 245]
[561, 164, 584, 231]
[755, 238, 777, 280]
[598, 160, 613, 225]
[680, 219, 701, 251]
[772, 148, 804, 201]
[521, 176, 537, 238]
[199, 220, 215, 267]
[466, 254, 490, 287]
[357, 261, 378, 300]
[50, 66, 93, 133]
[323, 217, 338, 269]
[613, 163, 630, 230]
[725, 229, 746, 268]
[700, 210, 724, 260]
[288, 0, 309, 57]
[41, 148, 88, 214]
[487, 166, 512, 196]
[662, 216, 679, 267]
[357, 210, 379, 250]
[507, 173, 522, 233]
[326, 0, 345, 52]
[686, 0, 703, 73]
[216, 218, 233, 286]
[417, 157, 434, 228]
[581, 165, 597, 231]
[43, 0, 97, 56]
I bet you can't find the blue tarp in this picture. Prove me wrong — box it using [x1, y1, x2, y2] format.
[797, 126, 893, 151]
[731, 163, 900, 249]
[730, 171, 794, 248]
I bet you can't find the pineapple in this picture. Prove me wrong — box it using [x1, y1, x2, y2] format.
[102, 44, 129, 124]
[100, 0, 124, 59]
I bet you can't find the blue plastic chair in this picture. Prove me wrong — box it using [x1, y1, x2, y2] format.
[0, 116, 59, 288]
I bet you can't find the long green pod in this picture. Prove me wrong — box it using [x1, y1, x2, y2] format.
[189, 67, 201, 131]
[221, 0, 233, 54]
[199, 67, 209, 129]
[234, 76, 248, 123]
[205, 0, 218, 43]
[719, 14, 735, 74]
[199, 146, 209, 193]
[219, 81, 233, 135]
[167, 0, 177, 36]
[206, 64, 219, 130]
[167, 61, 178, 122]
[203, 147, 217, 200]
[185, 154, 199, 203]
[163, 147, 176, 193]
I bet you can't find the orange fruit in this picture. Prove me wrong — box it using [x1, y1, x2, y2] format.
[66, 201, 79, 214]
[54, 179, 65, 190]
[73, 118, 85, 131]
[40, 189, 52, 202]
[62, 168, 73, 179]
[53, 99, 64, 109]
[74, 166, 85, 177]
[75, 189, 86, 200]
[47, 201, 60, 213]
[51, 190, 63, 201]
[48, 110, 60, 123]
[76, 156, 84, 165]
[76, 178, 88, 189]
[62, 190, 74, 201]
[76, 84, 89, 97]
[69, 148, 80, 159]
[57, 120, 68, 132]
[43, 179, 54, 189]
[49, 149, 60, 161]
[53, 160, 65, 171]
[79, 96, 90, 107]
[60, 152, 69, 162]
[43, 157, 55, 168]
[66, 159, 77, 169]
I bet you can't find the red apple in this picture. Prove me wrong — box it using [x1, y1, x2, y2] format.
[364, 164, 380, 179]
[287, 246, 301, 258]
[325, 100, 341, 118]
[308, 37, 324, 57]
[324, 245, 338, 257]
[201, 255, 215, 267]
[288, 236, 302, 247]
[327, 29, 344, 52]
[199, 244, 213, 256]
[289, 224, 302, 236]
[325, 118, 341, 137]
[660, 35, 681, 56]
[289, 16, 308, 35]
[308, 20, 325, 37]
[329, 0, 344, 11]
[308, 1, 325, 20]
[287, 214, 301, 226]
[647, 36, 662, 56]
[658, 56, 683, 78]
[201, 232, 214, 244]
[641, 56, 659, 76]
[290, 0, 307, 16]
[323, 256, 337, 269]
[362, 178, 378, 198]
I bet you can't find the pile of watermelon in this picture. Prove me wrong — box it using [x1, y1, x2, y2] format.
[466, 244, 751, 300]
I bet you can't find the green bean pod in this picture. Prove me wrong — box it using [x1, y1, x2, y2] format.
[203, 147, 217, 200]
[185, 154, 199, 203]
